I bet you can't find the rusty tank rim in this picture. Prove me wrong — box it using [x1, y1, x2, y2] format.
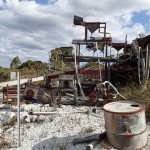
[107, 129, 148, 149]
[103, 101, 145, 114]
[107, 127, 147, 137]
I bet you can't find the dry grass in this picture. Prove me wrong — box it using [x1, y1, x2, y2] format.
[4, 116, 17, 127]
[0, 139, 10, 149]
[83, 126, 95, 133]
[117, 81, 150, 117]
[0, 67, 44, 82]
[116, 81, 150, 100]
[57, 142, 68, 150]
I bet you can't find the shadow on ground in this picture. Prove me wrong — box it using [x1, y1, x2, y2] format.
[32, 133, 108, 150]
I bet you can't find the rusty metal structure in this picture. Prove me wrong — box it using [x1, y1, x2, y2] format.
[45, 16, 150, 105]
[111, 34, 150, 86]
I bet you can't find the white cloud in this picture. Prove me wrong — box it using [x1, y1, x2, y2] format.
[0, 0, 4, 7]
[0, 0, 150, 67]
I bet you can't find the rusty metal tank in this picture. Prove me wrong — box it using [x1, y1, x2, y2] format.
[103, 101, 148, 150]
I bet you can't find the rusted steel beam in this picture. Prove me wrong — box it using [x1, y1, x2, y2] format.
[136, 35, 150, 49]
[72, 38, 112, 44]
[61, 55, 116, 62]
[46, 69, 106, 80]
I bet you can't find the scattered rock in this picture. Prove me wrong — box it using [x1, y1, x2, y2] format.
[0, 128, 3, 134]
[0, 112, 16, 127]
[24, 115, 30, 123]
[30, 115, 37, 122]
[20, 112, 30, 123]
[36, 115, 45, 122]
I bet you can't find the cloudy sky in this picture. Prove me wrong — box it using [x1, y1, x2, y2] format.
[0, 0, 150, 67]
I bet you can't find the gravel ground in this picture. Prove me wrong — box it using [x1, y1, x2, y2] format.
[0, 92, 3, 103]
[0, 104, 150, 150]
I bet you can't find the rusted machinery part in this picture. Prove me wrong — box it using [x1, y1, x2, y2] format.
[26, 89, 34, 98]
[140, 35, 150, 49]
[89, 91, 97, 102]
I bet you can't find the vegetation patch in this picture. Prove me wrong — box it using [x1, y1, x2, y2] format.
[0, 139, 10, 149]
[83, 126, 95, 133]
[57, 142, 68, 150]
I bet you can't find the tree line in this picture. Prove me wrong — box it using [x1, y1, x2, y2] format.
[0, 56, 49, 82]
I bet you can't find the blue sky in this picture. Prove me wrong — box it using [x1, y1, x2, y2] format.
[34, 0, 57, 5]
[34, 0, 48, 5]
[132, 11, 150, 31]
[0, 0, 150, 67]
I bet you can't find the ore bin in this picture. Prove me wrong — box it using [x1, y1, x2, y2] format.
[103, 101, 148, 150]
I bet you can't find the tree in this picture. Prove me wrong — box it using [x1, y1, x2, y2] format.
[10, 56, 21, 69]
[18, 60, 44, 77]
[18, 60, 43, 69]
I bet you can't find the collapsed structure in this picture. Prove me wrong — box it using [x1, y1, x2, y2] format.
[23, 16, 150, 105]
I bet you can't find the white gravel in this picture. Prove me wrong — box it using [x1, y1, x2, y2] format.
[0, 104, 150, 150]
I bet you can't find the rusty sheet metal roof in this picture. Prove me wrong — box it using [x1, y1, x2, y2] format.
[136, 35, 150, 49]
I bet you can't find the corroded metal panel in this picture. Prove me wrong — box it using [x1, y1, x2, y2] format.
[106, 129, 148, 150]
[24, 83, 40, 99]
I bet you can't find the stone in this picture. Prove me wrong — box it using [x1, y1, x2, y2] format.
[24, 115, 30, 123]
[36, 115, 45, 122]
[0, 112, 16, 127]
[30, 115, 37, 122]
[0, 128, 3, 134]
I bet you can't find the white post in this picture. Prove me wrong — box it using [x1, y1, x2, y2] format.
[17, 72, 21, 148]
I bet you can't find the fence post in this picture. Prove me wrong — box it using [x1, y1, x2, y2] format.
[3, 87, 4, 103]
[6, 84, 9, 104]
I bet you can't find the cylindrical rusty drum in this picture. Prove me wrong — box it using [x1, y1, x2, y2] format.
[103, 101, 148, 150]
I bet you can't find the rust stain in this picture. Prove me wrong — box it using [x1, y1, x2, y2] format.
[112, 113, 115, 132]
[128, 129, 132, 134]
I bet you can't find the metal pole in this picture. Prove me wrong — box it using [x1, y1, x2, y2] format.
[17, 72, 20, 148]
[3, 87, 4, 103]
[105, 42, 108, 80]
[6, 84, 9, 104]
